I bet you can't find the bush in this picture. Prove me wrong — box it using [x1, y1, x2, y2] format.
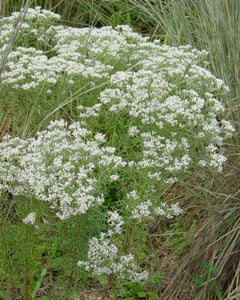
[0, 7, 234, 299]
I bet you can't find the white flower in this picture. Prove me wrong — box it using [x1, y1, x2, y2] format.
[107, 211, 124, 235]
[131, 200, 152, 223]
[154, 202, 183, 219]
[22, 212, 36, 224]
[0, 120, 125, 219]
[221, 120, 235, 136]
[129, 126, 140, 137]
[126, 190, 139, 200]
[109, 174, 119, 182]
[77, 232, 148, 282]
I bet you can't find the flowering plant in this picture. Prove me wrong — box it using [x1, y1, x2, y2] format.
[0, 6, 234, 292]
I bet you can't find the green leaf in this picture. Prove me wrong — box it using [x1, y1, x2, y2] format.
[137, 291, 147, 298]
[164, 34, 172, 46]
[149, 291, 159, 300]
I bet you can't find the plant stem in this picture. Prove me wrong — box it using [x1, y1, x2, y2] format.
[24, 225, 31, 300]
[101, 273, 114, 300]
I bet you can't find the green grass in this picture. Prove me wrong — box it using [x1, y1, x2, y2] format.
[0, 1, 239, 299]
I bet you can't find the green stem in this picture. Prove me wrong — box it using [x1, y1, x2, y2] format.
[24, 225, 31, 300]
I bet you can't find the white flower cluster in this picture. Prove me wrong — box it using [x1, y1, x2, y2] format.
[107, 211, 124, 235]
[0, 7, 234, 285]
[1, 45, 113, 90]
[0, 6, 61, 50]
[0, 9, 147, 92]
[127, 190, 183, 223]
[0, 7, 234, 221]
[154, 202, 183, 220]
[0, 120, 125, 220]
[0, 11, 114, 91]
[78, 212, 148, 282]
[100, 65, 234, 180]
[131, 200, 153, 223]
[22, 212, 37, 225]
[0, 10, 234, 180]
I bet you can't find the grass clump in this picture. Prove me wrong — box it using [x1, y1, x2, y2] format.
[0, 3, 238, 300]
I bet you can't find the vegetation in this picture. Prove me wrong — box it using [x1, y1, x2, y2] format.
[0, 1, 239, 299]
